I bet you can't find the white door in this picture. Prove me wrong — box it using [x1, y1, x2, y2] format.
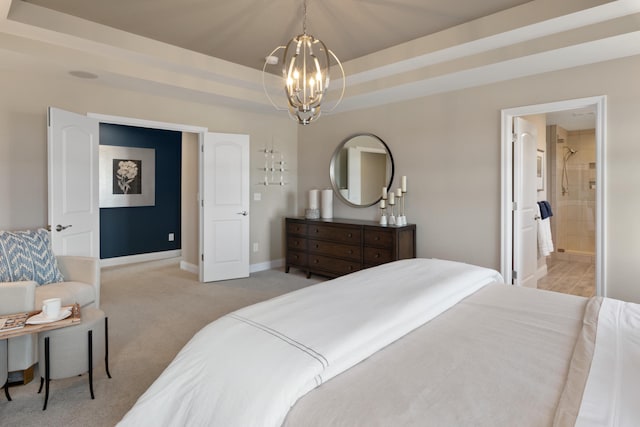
[513, 117, 538, 287]
[48, 107, 100, 257]
[200, 132, 250, 282]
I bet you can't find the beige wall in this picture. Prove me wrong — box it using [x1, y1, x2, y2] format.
[0, 69, 298, 266]
[181, 132, 199, 267]
[299, 54, 640, 303]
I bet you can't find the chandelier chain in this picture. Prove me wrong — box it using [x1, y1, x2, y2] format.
[303, 0, 308, 34]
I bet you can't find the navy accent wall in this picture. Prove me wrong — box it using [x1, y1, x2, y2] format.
[100, 123, 182, 259]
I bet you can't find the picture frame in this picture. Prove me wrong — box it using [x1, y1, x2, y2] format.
[536, 149, 545, 192]
[99, 145, 155, 208]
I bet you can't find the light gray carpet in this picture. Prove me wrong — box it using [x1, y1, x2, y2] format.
[0, 259, 321, 426]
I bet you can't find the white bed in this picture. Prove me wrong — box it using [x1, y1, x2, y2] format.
[118, 258, 640, 427]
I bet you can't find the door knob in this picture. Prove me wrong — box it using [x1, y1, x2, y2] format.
[55, 224, 72, 232]
[236, 211, 248, 216]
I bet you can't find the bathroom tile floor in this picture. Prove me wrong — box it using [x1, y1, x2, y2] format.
[537, 257, 595, 297]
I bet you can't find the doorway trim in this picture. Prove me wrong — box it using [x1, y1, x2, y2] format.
[500, 95, 607, 295]
[87, 112, 207, 273]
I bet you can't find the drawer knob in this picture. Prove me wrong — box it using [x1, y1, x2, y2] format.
[375, 253, 380, 258]
[348, 266, 353, 271]
[347, 233, 352, 238]
[375, 236, 380, 241]
[314, 259, 319, 263]
[315, 244, 320, 248]
[348, 250, 353, 254]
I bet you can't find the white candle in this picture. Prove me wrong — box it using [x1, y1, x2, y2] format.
[389, 192, 395, 205]
[396, 188, 402, 198]
[308, 189, 319, 210]
[380, 199, 386, 209]
[401, 176, 407, 192]
[321, 189, 333, 219]
[382, 186, 387, 199]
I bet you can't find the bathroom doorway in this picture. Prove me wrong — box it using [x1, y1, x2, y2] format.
[538, 109, 597, 297]
[500, 96, 606, 297]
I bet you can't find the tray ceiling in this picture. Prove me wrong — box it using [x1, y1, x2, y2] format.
[23, 0, 533, 70]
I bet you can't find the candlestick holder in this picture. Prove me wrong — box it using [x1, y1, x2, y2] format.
[388, 202, 396, 225]
[398, 190, 407, 226]
[379, 207, 387, 226]
[395, 192, 404, 226]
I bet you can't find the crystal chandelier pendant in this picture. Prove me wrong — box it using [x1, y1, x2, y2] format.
[262, 0, 344, 125]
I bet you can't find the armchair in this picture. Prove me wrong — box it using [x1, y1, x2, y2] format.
[1, 256, 100, 373]
[0, 281, 36, 392]
[0, 228, 100, 375]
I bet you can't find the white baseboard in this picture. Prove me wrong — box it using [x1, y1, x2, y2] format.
[180, 260, 198, 274]
[250, 258, 284, 273]
[179, 258, 285, 277]
[535, 264, 547, 288]
[102, 254, 283, 274]
[535, 263, 548, 281]
[100, 250, 182, 268]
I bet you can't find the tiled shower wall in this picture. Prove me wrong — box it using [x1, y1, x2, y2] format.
[551, 127, 596, 258]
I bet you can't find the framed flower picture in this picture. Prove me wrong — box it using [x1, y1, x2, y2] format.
[99, 146, 155, 207]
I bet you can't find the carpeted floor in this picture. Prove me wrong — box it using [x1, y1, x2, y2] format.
[0, 259, 320, 426]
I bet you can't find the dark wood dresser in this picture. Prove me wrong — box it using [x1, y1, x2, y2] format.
[285, 217, 416, 278]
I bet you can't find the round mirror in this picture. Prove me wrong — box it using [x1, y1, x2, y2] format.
[330, 133, 394, 207]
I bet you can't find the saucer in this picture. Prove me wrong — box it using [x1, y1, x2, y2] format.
[26, 308, 72, 324]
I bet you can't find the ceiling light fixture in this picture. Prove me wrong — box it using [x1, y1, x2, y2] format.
[263, 0, 345, 125]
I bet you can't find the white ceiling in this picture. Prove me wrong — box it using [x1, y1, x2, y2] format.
[2, 0, 640, 122]
[546, 107, 596, 131]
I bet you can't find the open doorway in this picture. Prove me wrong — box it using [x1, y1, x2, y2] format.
[501, 96, 606, 297]
[538, 109, 596, 297]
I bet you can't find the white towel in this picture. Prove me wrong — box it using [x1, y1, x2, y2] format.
[536, 204, 554, 256]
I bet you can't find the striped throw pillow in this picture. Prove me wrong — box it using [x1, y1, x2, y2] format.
[0, 228, 64, 285]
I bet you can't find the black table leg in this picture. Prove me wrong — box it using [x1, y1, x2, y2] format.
[88, 330, 94, 399]
[105, 317, 111, 379]
[43, 336, 50, 411]
[3, 381, 11, 401]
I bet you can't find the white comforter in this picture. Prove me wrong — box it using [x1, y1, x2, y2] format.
[118, 258, 503, 427]
[575, 298, 640, 427]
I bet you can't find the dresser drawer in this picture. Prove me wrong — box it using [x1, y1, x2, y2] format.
[364, 229, 393, 247]
[287, 222, 308, 236]
[309, 254, 361, 276]
[285, 218, 415, 279]
[308, 239, 361, 261]
[287, 236, 307, 252]
[364, 247, 393, 265]
[287, 250, 307, 267]
[308, 224, 361, 245]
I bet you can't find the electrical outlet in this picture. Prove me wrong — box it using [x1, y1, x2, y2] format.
[253, 242, 259, 252]
[254, 192, 262, 201]
[168, 233, 175, 242]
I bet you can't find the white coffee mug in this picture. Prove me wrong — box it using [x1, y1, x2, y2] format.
[42, 298, 62, 320]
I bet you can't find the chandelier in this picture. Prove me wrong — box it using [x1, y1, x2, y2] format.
[263, 0, 345, 125]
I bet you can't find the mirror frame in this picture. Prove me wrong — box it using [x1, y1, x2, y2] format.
[329, 133, 394, 208]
